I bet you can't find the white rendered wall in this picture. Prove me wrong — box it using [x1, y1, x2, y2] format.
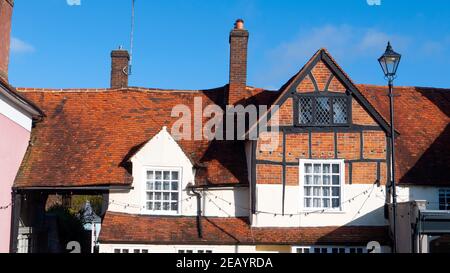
[397, 185, 448, 210]
[253, 184, 387, 227]
[99, 243, 391, 253]
[99, 243, 256, 253]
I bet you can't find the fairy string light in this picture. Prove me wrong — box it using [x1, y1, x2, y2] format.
[205, 182, 378, 217]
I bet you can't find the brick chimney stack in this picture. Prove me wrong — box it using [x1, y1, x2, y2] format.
[0, 0, 14, 82]
[110, 48, 130, 89]
[228, 19, 249, 105]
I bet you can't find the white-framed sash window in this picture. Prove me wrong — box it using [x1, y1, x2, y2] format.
[293, 246, 366, 254]
[144, 167, 182, 215]
[299, 159, 345, 211]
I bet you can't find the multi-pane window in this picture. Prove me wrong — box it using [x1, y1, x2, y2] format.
[114, 249, 150, 253]
[145, 169, 180, 214]
[294, 246, 365, 254]
[439, 189, 450, 210]
[301, 160, 344, 210]
[297, 95, 349, 126]
[178, 249, 213, 253]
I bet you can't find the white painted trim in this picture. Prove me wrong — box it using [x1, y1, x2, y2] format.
[0, 91, 33, 131]
[292, 245, 367, 254]
[299, 159, 346, 213]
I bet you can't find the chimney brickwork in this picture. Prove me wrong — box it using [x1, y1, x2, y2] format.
[228, 19, 249, 105]
[0, 0, 14, 82]
[110, 49, 130, 89]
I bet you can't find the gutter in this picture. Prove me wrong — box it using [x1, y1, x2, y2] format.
[13, 185, 133, 192]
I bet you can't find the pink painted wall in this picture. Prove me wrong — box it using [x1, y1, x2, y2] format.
[0, 113, 30, 253]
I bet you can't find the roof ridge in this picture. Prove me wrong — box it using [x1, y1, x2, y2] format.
[15, 87, 213, 93]
[358, 84, 450, 91]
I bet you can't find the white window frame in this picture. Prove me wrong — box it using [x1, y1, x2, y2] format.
[299, 159, 345, 212]
[292, 246, 367, 254]
[114, 248, 150, 254]
[439, 189, 450, 211]
[142, 166, 182, 216]
[176, 247, 213, 254]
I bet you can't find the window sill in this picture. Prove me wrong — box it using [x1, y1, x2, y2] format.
[140, 210, 181, 216]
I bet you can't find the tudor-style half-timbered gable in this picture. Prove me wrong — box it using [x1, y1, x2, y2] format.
[251, 49, 392, 230]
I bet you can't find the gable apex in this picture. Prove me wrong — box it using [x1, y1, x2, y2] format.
[130, 126, 194, 167]
[247, 48, 393, 137]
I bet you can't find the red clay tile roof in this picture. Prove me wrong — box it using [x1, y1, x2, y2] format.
[14, 86, 276, 188]
[357, 85, 450, 186]
[13, 83, 450, 188]
[98, 211, 390, 245]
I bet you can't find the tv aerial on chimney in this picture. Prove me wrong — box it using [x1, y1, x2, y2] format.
[129, 0, 136, 75]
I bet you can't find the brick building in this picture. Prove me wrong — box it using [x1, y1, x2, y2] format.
[3, 3, 449, 253]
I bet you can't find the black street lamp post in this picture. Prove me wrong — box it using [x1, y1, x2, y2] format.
[378, 41, 401, 253]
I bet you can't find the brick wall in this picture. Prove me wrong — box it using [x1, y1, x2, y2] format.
[256, 60, 388, 186]
[337, 132, 360, 160]
[278, 98, 293, 126]
[285, 133, 309, 162]
[311, 132, 335, 159]
[256, 164, 282, 184]
[327, 77, 346, 93]
[296, 75, 315, 93]
[311, 61, 331, 91]
[352, 100, 378, 125]
[363, 131, 387, 159]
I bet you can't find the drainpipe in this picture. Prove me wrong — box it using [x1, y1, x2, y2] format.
[187, 184, 203, 238]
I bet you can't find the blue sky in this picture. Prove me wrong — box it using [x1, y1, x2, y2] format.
[9, 0, 450, 90]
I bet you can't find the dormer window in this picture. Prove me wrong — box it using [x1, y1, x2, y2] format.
[296, 93, 350, 126]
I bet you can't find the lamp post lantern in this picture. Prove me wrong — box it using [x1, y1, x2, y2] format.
[378, 41, 401, 253]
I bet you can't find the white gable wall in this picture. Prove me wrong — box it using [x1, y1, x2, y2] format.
[107, 127, 250, 217]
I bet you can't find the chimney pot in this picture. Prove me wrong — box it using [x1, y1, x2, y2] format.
[235, 19, 244, 30]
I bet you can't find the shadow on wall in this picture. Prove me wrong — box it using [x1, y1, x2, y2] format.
[400, 124, 450, 186]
